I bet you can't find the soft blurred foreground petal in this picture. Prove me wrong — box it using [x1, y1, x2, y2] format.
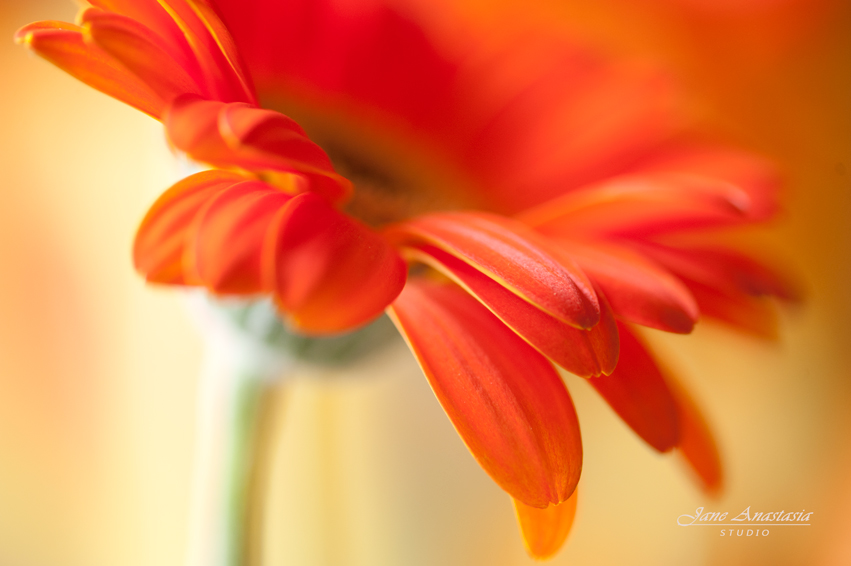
[263, 193, 406, 334]
[15, 21, 164, 118]
[589, 323, 680, 452]
[156, 0, 256, 103]
[81, 8, 205, 103]
[134, 170, 249, 284]
[513, 490, 578, 560]
[386, 212, 600, 329]
[388, 280, 582, 508]
[183, 180, 291, 294]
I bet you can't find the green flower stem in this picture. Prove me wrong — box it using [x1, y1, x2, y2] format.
[187, 355, 280, 566]
[186, 295, 398, 566]
[225, 370, 270, 566]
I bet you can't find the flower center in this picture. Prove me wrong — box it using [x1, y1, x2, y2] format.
[323, 141, 457, 227]
[261, 94, 483, 227]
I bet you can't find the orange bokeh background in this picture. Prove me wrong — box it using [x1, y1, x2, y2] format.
[0, 1, 849, 565]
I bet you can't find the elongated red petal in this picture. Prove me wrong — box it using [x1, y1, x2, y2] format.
[133, 170, 248, 284]
[388, 280, 582, 508]
[589, 323, 680, 452]
[218, 103, 352, 203]
[88, 0, 205, 81]
[555, 240, 699, 333]
[513, 490, 578, 560]
[519, 173, 753, 238]
[386, 212, 600, 329]
[627, 142, 779, 222]
[164, 96, 351, 203]
[163, 95, 225, 157]
[631, 242, 802, 302]
[633, 242, 782, 337]
[683, 281, 779, 339]
[669, 377, 723, 495]
[81, 8, 205, 102]
[403, 244, 618, 377]
[15, 21, 164, 118]
[262, 193, 405, 334]
[183, 0, 256, 99]
[156, 0, 255, 103]
[183, 180, 291, 294]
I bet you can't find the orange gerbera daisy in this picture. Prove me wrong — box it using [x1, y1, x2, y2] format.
[16, 0, 797, 558]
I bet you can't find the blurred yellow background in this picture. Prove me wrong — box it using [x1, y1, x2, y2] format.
[1, 1, 849, 565]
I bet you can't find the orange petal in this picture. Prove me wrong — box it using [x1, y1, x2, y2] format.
[81, 8, 205, 102]
[164, 96, 351, 203]
[155, 0, 255, 103]
[555, 240, 699, 333]
[183, 180, 291, 294]
[627, 142, 779, 223]
[668, 377, 723, 496]
[385, 212, 600, 329]
[589, 323, 680, 452]
[388, 280, 582, 508]
[518, 173, 753, 238]
[218, 103, 353, 203]
[629, 242, 785, 338]
[15, 21, 164, 118]
[632, 242, 802, 302]
[513, 490, 578, 560]
[133, 170, 248, 284]
[163, 94, 226, 157]
[683, 281, 779, 339]
[88, 0, 182, 43]
[263, 193, 406, 334]
[403, 243, 618, 377]
[88, 0, 205, 83]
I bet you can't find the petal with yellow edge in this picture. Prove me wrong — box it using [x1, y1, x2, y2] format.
[589, 322, 680, 452]
[217, 103, 352, 203]
[386, 212, 600, 329]
[81, 8, 205, 103]
[262, 193, 406, 334]
[155, 0, 255, 104]
[388, 280, 582, 508]
[402, 243, 618, 377]
[183, 180, 291, 294]
[14, 21, 164, 118]
[87, 0, 192, 64]
[164, 95, 351, 203]
[134, 170, 248, 284]
[513, 489, 578, 560]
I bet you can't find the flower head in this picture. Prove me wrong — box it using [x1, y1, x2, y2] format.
[17, 0, 797, 558]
